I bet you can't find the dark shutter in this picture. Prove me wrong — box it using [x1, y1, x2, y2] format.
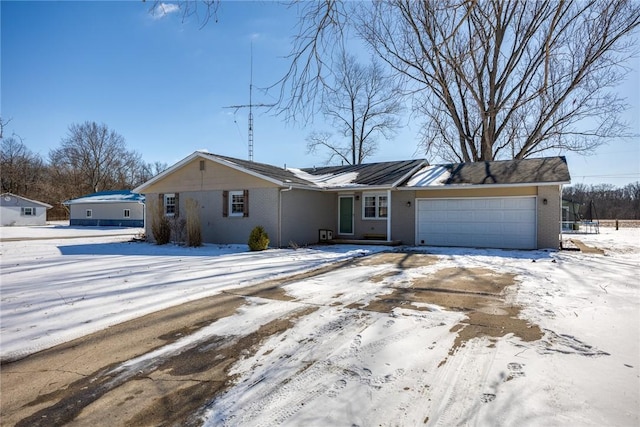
[222, 191, 228, 217]
[243, 190, 249, 217]
[174, 193, 180, 217]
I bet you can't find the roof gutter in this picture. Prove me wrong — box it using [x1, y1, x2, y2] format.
[397, 181, 571, 190]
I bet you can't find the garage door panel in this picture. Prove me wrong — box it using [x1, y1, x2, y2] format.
[417, 197, 536, 249]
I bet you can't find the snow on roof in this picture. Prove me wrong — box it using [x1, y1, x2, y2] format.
[405, 165, 451, 186]
[287, 168, 361, 188]
[64, 190, 145, 205]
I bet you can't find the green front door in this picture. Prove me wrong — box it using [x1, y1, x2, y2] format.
[339, 196, 354, 235]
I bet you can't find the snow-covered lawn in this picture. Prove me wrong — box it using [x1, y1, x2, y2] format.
[1, 224, 638, 426]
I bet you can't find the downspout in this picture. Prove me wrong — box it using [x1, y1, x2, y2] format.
[278, 186, 293, 248]
[387, 189, 392, 242]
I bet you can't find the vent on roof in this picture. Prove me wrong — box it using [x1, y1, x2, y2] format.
[199, 160, 205, 171]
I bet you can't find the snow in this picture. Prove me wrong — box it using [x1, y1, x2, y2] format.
[288, 168, 361, 187]
[405, 164, 451, 186]
[1, 224, 639, 426]
[63, 190, 144, 204]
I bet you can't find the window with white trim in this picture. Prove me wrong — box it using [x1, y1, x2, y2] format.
[164, 193, 176, 216]
[86, 209, 92, 218]
[229, 190, 245, 217]
[21, 207, 35, 216]
[124, 209, 130, 218]
[363, 194, 388, 219]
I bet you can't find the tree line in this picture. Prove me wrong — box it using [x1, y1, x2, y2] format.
[1, 120, 167, 219]
[563, 182, 640, 220]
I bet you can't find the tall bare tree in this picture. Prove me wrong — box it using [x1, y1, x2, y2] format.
[359, 0, 640, 162]
[49, 122, 135, 196]
[307, 52, 405, 165]
[145, 1, 639, 162]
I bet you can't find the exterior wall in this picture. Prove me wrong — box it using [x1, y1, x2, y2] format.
[0, 195, 49, 226]
[145, 188, 280, 246]
[334, 191, 388, 239]
[69, 202, 144, 227]
[142, 157, 278, 194]
[1, 206, 48, 226]
[537, 185, 562, 249]
[281, 189, 336, 247]
[391, 190, 416, 244]
[413, 186, 537, 199]
[405, 185, 561, 249]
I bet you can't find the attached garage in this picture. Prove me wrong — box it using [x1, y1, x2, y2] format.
[416, 197, 537, 249]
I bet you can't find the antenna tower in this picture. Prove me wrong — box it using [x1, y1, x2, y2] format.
[224, 43, 275, 162]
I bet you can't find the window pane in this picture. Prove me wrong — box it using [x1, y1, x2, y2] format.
[231, 194, 244, 214]
[364, 196, 376, 218]
[378, 196, 388, 218]
[165, 196, 175, 214]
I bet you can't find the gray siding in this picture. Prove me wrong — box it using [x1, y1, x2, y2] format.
[0, 194, 50, 226]
[391, 191, 416, 244]
[146, 189, 280, 246]
[69, 202, 144, 227]
[281, 189, 335, 246]
[1, 206, 48, 226]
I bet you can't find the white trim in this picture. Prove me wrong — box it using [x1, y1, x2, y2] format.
[400, 181, 570, 190]
[228, 190, 245, 217]
[164, 193, 176, 217]
[362, 192, 389, 220]
[1, 192, 52, 208]
[386, 189, 392, 242]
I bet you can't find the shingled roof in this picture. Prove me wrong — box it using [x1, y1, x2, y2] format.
[404, 156, 570, 187]
[209, 153, 425, 189]
[134, 151, 570, 194]
[205, 154, 314, 187]
[301, 160, 426, 186]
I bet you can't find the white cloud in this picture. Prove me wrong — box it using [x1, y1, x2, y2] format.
[151, 2, 180, 19]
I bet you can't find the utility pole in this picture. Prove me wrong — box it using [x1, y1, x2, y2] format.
[224, 43, 275, 162]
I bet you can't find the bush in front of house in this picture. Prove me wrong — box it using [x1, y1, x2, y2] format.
[149, 197, 171, 245]
[186, 198, 202, 247]
[153, 215, 171, 245]
[248, 225, 269, 251]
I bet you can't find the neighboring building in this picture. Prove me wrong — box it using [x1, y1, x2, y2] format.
[133, 151, 570, 250]
[0, 193, 52, 226]
[63, 190, 145, 227]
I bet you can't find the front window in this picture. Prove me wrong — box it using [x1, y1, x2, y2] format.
[229, 191, 244, 217]
[21, 207, 35, 216]
[164, 194, 176, 216]
[363, 194, 388, 219]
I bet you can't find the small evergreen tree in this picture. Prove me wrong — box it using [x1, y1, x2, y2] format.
[248, 226, 269, 251]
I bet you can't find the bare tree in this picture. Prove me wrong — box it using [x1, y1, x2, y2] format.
[307, 52, 404, 165]
[359, 0, 640, 162]
[0, 135, 46, 196]
[144, 1, 639, 162]
[49, 122, 133, 195]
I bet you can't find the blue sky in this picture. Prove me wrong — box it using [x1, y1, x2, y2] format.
[2, 1, 639, 187]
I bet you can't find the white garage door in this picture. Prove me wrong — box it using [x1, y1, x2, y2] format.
[416, 197, 536, 249]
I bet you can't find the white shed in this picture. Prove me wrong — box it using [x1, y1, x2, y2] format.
[0, 193, 52, 226]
